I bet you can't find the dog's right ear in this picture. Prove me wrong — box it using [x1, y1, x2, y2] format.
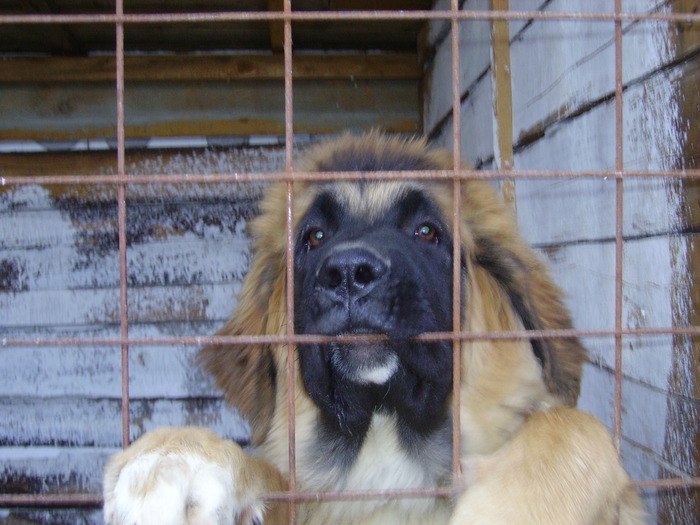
[200, 180, 311, 446]
[199, 233, 287, 447]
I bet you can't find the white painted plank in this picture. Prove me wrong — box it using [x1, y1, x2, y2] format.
[540, 234, 690, 389]
[579, 365, 696, 487]
[0, 344, 123, 398]
[431, 76, 495, 164]
[0, 237, 250, 293]
[427, 0, 545, 48]
[578, 362, 615, 427]
[0, 321, 240, 399]
[425, 0, 550, 138]
[510, 1, 615, 139]
[0, 446, 113, 495]
[621, 442, 660, 518]
[0, 208, 79, 250]
[0, 398, 250, 448]
[0, 282, 240, 327]
[515, 69, 685, 245]
[0, 508, 103, 525]
[622, 235, 691, 392]
[516, 177, 617, 246]
[621, 379, 695, 474]
[510, 0, 679, 140]
[424, 0, 493, 137]
[0, 198, 257, 249]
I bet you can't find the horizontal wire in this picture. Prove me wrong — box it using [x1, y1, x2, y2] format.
[3, 169, 700, 187]
[2, 476, 699, 508]
[1, 10, 700, 24]
[2, 326, 699, 348]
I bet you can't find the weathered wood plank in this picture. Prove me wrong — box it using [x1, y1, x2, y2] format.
[510, 0, 694, 141]
[0, 398, 249, 448]
[0, 54, 421, 83]
[0, 447, 112, 496]
[0, 80, 419, 141]
[430, 77, 495, 163]
[0, 282, 240, 327]
[0, 144, 287, 178]
[1, 324, 226, 398]
[0, 508, 103, 525]
[1, 183, 259, 288]
[423, 0, 493, 138]
[540, 234, 696, 385]
[514, 63, 690, 245]
[0, 237, 250, 292]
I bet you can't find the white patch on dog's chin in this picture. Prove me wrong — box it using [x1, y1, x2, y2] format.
[330, 343, 399, 385]
[353, 353, 399, 384]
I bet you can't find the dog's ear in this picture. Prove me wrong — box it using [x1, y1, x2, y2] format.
[462, 181, 587, 405]
[199, 185, 290, 446]
[199, 254, 284, 445]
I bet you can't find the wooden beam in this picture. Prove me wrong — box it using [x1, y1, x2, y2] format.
[490, 0, 515, 207]
[0, 54, 421, 83]
[268, 0, 285, 53]
[0, 79, 419, 142]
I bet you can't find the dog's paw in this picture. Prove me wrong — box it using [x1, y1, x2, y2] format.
[103, 427, 285, 525]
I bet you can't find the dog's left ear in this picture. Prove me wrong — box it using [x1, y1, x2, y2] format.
[462, 181, 587, 405]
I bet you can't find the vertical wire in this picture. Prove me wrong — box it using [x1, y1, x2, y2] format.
[115, 0, 130, 449]
[613, 0, 624, 453]
[450, 0, 463, 484]
[283, 0, 297, 522]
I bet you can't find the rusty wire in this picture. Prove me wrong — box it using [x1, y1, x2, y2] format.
[613, 0, 624, 453]
[3, 169, 700, 187]
[2, 10, 700, 24]
[115, 0, 130, 452]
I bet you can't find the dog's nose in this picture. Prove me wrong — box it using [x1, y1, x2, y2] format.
[316, 247, 388, 301]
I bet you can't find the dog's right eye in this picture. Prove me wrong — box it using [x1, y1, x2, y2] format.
[306, 228, 326, 249]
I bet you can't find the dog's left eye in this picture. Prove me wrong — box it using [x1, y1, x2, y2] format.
[415, 223, 439, 243]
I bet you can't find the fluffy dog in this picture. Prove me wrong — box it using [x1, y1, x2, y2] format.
[103, 133, 645, 524]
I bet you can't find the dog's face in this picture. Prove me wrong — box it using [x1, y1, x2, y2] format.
[200, 133, 586, 450]
[293, 181, 457, 442]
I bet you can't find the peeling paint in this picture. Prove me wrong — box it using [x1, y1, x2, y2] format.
[0, 258, 28, 293]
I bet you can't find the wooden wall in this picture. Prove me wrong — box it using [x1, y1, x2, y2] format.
[0, 3, 426, 523]
[0, 146, 290, 523]
[423, 1, 699, 523]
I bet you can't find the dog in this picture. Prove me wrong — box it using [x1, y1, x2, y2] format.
[103, 133, 645, 524]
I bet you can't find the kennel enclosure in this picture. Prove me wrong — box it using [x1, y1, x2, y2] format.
[1, 1, 699, 524]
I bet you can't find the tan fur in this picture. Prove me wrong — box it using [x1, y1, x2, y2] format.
[451, 408, 646, 525]
[104, 133, 645, 525]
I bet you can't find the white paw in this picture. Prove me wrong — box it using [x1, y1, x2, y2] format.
[103, 428, 266, 525]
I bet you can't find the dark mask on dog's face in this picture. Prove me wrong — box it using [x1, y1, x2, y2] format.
[294, 181, 459, 445]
